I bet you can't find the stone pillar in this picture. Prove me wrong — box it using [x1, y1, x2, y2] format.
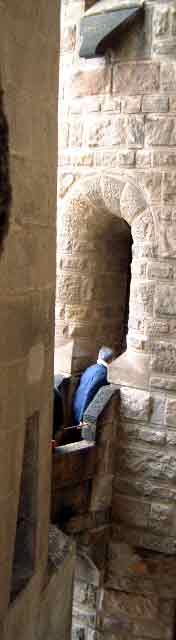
[0, 2, 75, 640]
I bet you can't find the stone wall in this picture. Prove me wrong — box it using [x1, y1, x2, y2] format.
[0, 2, 75, 640]
[57, 1, 176, 639]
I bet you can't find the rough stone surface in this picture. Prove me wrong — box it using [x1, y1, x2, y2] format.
[69, 63, 111, 98]
[145, 116, 176, 146]
[113, 63, 160, 95]
[57, 4, 176, 640]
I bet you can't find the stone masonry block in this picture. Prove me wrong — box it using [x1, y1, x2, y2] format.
[152, 342, 176, 375]
[150, 502, 175, 535]
[170, 97, 176, 112]
[101, 587, 161, 621]
[147, 262, 173, 280]
[153, 150, 176, 167]
[69, 119, 83, 147]
[86, 116, 126, 146]
[121, 96, 141, 113]
[155, 285, 176, 316]
[165, 398, 176, 428]
[130, 282, 155, 316]
[142, 96, 169, 113]
[161, 62, 176, 92]
[145, 116, 176, 146]
[153, 7, 169, 37]
[116, 443, 176, 482]
[136, 150, 152, 167]
[120, 387, 151, 422]
[163, 171, 176, 201]
[113, 63, 160, 95]
[127, 115, 144, 147]
[69, 63, 111, 98]
[171, 8, 176, 35]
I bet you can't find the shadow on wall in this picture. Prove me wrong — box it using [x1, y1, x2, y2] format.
[0, 88, 11, 252]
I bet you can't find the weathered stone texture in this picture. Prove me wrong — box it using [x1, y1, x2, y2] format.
[69, 63, 111, 98]
[153, 149, 176, 167]
[113, 63, 160, 94]
[153, 7, 169, 37]
[142, 96, 169, 113]
[155, 285, 176, 316]
[152, 342, 176, 375]
[165, 398, 176, 427]
[145, 116, 176, 146]
[161, 62, 176, 92]
[121, 96, 141, 113]
[58, 6, 176, 640]
[163, 171, 176, 201]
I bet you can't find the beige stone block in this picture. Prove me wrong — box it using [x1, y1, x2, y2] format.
[145, 319, 169, 336]
[94, 150, 117, 167]
[163, 170, 176, 201]
[147, 262, 174, 280]
[86, 116, 126, 147]
[170, 96, 176, 112]
[142, 95, 169, 113]
[121, 96, 141, 113]
[165, 398, 176, 428]
[171, 7, 176, 35]
[153, 7, 169, 37]
[120, 181, 147, 225]
[155, 285, 176, 316]
[130, 281, 155, 316]
[136, 150, 152, 167]
[127, 115, 144, 147]
[69, 119, 83, 147]
[117, 150, 135, 166]
[150, 376, 176, 392]
[151, 342, 176, 375]
[73, 96, 101, 113]
[101, 96, 120, 112]
[113, 63, 160, 95]
[120, 387, 151, 422]
[69, 62, 111, 98]
[161, 62, 176, 92]
[61, 150, 93, 167]
[60, 121, 69, 148]
[145, 116, 176, 146]
[132, 211, 154, 243]
[153, 149, 176, 167]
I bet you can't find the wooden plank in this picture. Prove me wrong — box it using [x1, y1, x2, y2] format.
[52, 441, 96, 489]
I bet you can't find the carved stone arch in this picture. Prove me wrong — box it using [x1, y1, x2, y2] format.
[55, 173, 157, 379]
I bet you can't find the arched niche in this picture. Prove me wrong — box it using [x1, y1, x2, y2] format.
[55, 173, 157, 384]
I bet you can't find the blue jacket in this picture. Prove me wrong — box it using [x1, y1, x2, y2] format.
[72, 363, 108, 424]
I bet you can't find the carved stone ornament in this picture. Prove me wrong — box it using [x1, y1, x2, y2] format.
[79, 0, 144, 58]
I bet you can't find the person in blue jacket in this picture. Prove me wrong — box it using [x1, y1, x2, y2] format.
[72, 346, 114, 425]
